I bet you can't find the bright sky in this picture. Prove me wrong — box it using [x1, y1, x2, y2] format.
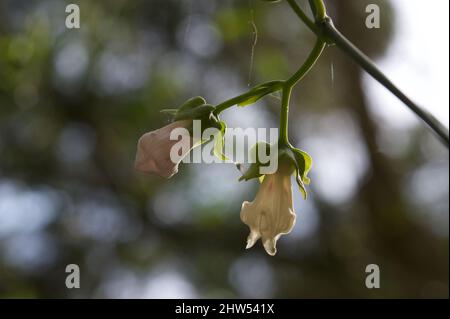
[365, 0, 450, 129]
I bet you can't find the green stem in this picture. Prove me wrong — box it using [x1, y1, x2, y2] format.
[308, 0, 327, 20]
[286, 38, 326, 87]
[321, 19, 449, 145]
[215, 37, 324, 115]
[280, 38, 326, 146]
[215, 90, 265, 114]
[286, 0, 449, 147]
[215, 37, 325, 147]
[214, 81, 284, 114]
[280, 85, 293, 146]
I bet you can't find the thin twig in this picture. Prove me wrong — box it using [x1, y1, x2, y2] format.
[322, 19, 449, 145]
[286, 0, 449, 147]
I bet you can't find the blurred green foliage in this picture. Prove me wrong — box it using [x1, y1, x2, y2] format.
[0, 0, 448, 298]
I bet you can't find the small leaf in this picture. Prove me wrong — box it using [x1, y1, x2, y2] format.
[179, 96, 207, 112]
[237, 93, 265, 107]
[175, 104, 215, 121]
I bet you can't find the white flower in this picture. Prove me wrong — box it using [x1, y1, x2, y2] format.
[240, 162, 296, 256]
[134, 120, 195, 178]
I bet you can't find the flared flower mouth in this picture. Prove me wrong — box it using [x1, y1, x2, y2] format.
[240, 161, 296, 256]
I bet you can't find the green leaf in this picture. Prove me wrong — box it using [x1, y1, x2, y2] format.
[296, 173, 308, 200]
[160, 97, 207, 119]
[237, 81, 283, 107]
[239, 142, 274, 182]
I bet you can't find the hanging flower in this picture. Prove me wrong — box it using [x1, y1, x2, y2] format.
[240, 159, 296, 256]
[134, 120, 196, 178]
[238, 144, 312, 256]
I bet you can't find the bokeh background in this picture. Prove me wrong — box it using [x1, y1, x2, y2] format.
[0, 0, 448, 298]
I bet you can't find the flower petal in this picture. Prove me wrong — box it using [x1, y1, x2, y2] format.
[246, 230, 261, 249]
[239, 161, 297, 256]
[263, 238, 277, 256]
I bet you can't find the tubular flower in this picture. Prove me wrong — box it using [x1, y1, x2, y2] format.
[240, 160, 296, 256]
[135, 96, 224, 179]
[134, 120, 196, 178]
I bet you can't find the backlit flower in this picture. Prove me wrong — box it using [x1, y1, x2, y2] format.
[240, 160, 296, 256]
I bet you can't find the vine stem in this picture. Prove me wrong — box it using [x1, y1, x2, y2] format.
[215, 38, 325, 138]
[279, 85, 293, 146]
[308, 0, 327, 21]
[281, 38, 326, 146]
[286, 0, 449, 147]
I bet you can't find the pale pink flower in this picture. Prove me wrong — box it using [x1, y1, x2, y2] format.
[240, 163, 296, 256]
[135, 120, 196, 178]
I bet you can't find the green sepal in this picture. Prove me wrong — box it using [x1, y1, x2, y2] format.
[178, 96, 207, 112]
[238, 142, 274, 181]
[292, 148, 313, 185]
[237, 81, 283, 107]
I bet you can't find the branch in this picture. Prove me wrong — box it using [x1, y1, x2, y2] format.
[321, 18, 449, 146]
[281, 38, 326, 146]
[286, 0, 449, 147]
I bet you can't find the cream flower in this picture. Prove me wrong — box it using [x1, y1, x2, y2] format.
[135, 120, 196, 178]
[240, 162, 296, 256]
